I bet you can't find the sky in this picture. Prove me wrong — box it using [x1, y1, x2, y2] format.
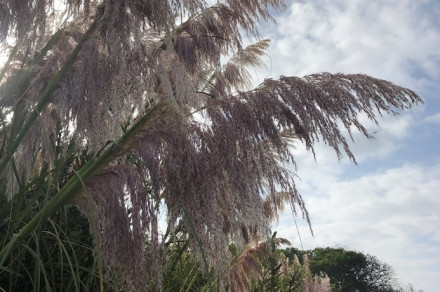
[250, 0, 440, 291]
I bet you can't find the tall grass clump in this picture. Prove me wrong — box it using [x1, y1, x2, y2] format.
[1, 0, 422, 290]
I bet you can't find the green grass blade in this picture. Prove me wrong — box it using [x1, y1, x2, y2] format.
[46, 219, 80, 292]
[0, 102, 165, 267]
[72, 169, 104, 292]
[0, 21, 97, 173]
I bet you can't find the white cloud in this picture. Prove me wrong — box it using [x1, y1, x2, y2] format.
[263, 1, 440, 290]
[424, 112, 440, 124]
[285, 110, 415, 174]
[276, 162, 440, 291]
[346, 113, 415, 162]
[246, 1, 440, 290]
[261, 0, 440, 92]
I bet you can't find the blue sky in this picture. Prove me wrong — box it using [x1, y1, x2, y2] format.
[252, 0, 439, 290]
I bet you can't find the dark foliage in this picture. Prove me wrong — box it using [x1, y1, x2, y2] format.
[283, 247, 396, 292]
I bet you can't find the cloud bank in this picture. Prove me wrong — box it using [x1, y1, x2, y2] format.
[258, 0, 440, 290]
